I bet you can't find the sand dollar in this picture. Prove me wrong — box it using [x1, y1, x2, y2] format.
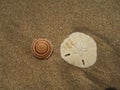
[60, 32, 97, 68]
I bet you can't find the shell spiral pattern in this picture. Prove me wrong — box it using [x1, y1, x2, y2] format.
[32, 39, 53, 60]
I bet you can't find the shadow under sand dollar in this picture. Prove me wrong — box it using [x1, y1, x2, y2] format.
[105, 87, 117, 90]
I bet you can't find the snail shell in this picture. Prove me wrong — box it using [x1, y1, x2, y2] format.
[32, 39, 53, 60]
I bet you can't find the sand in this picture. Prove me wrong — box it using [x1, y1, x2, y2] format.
[0, 0, 120, 90]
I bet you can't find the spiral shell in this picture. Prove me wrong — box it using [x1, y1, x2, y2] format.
[32, 39, 53, 60]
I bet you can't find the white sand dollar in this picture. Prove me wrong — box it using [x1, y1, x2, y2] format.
[60, 32, 97, 68]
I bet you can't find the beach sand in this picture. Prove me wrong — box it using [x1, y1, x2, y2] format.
[0, 0, 120, 90]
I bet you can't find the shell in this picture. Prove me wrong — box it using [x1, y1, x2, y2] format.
[32, 39, 53, 60]
[60, 32, 97, 68]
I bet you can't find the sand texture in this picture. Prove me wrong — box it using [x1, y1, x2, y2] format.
[0, 0, 120, 90]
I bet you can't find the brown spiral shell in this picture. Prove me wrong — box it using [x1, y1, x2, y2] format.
[31, 39, 53, 60]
